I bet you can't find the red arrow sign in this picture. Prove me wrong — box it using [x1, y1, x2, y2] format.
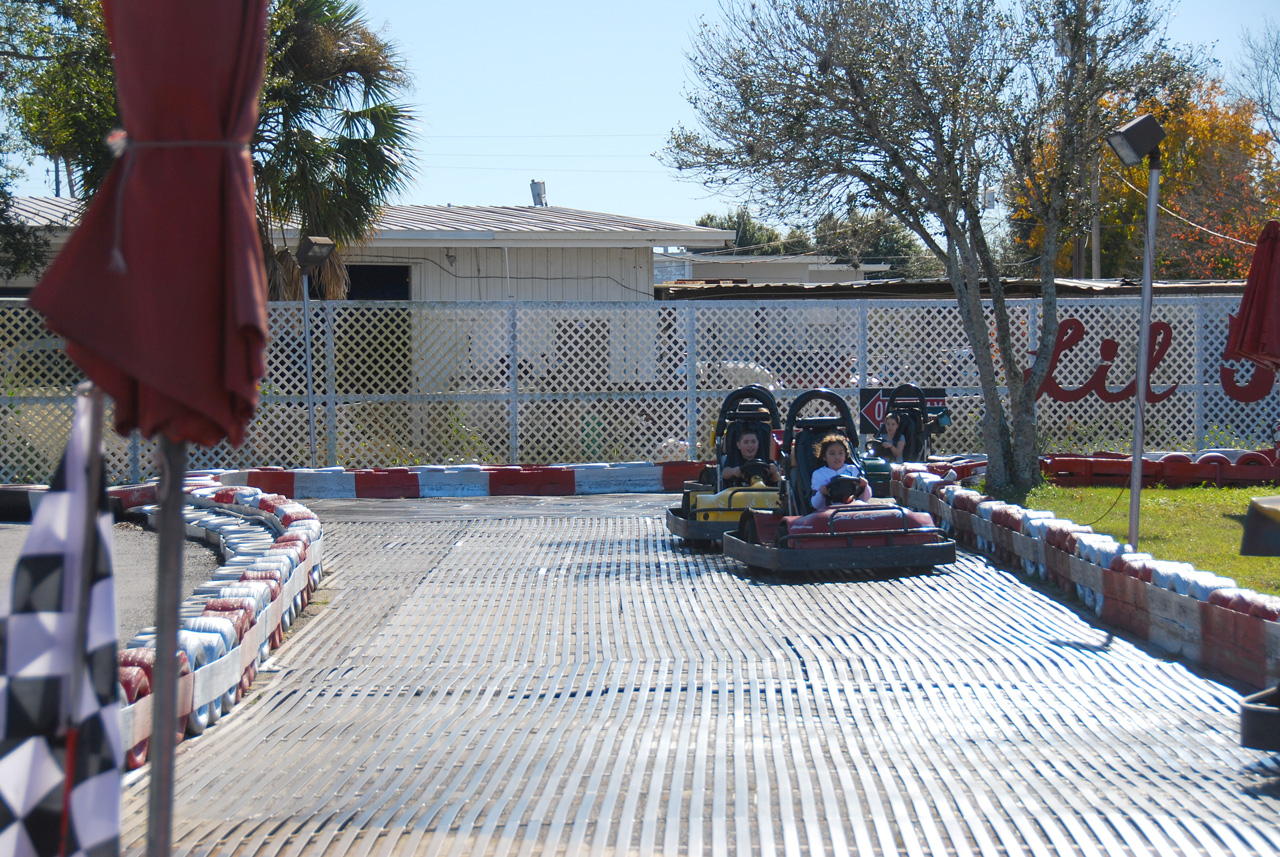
[859, 389, 948, 431]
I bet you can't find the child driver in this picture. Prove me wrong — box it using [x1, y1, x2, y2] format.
[721, 429, 780, 485]
[810, 433, 871, 510]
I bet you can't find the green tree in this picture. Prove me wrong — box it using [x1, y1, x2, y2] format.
[666, 0, 1187, 491]
[256, 0, 416, 299]
[0, 0, 417, 298]
[0, 147, 49, 280]
[813, 210, 940, 277]
[696, 206, 794, 254]
[0, 0, 118, 198]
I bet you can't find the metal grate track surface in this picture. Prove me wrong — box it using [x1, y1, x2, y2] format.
[120, 507, 1280, 856]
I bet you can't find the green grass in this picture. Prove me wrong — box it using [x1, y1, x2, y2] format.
[1012, 484, 1280, 596]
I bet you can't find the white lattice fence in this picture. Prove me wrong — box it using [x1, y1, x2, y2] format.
[1, 296, 1275, 482]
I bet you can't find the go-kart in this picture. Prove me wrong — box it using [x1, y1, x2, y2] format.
[723, 388, 956, 574]
[862, 383, 952, 463]
[666, 384, 783, 547]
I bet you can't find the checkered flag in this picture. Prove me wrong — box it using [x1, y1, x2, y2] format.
[0, 389, 120, 857]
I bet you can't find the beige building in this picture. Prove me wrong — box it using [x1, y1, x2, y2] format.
[7, 197, 734, 301]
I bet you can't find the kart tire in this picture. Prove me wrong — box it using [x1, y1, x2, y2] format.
[119, 667, 151, 770]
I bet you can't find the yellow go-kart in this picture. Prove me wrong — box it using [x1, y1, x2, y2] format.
[665, 385, 782, 548]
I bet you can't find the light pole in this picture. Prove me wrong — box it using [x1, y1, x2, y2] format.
[1105, 114, 1166, 550]
[295, 236, 336, 468]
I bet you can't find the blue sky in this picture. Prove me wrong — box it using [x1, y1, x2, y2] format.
[9, 0, 1277, 226]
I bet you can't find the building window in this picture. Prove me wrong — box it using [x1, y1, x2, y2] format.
[347, 265, 410, 300]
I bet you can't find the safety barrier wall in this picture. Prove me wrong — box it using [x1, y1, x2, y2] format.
[216, 461, 707, 498]
[1, 296, 1274, 483]
[111, 478, 324, 770]
[892, 462, 1280, 691]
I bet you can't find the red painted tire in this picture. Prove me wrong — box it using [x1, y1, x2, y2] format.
[1195, 452, 1231, 465]
[239, 574, 282, 601]
[118, 665, 149, 703]
[118, 666, 151, 770]
[1160, 453, 1192, 464]
[1236, 452, 1270, 467]
[201, 606, 252, 641]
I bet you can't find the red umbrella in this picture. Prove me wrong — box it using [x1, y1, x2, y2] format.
[1225, 220, 1280, 372]
[26, 2, 270, 854]
[29, 0, 269, 447]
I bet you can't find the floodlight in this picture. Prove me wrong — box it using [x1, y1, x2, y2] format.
[295, 235, 336, 268]
[1105, 114, 1166, 167]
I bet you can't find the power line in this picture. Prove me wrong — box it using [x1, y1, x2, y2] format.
[1110, 168, 1257, 247]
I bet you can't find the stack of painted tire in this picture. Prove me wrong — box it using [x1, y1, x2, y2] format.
[115, 475, 324, 770]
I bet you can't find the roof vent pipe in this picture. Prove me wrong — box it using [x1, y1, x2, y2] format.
[530, 180, 547, 207]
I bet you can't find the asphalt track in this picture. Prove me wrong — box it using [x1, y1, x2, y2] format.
[116, 495, 1280, 855]
[0, 520, 220, 647]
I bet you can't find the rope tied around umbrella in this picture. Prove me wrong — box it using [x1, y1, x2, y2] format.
[105, 128, 251, 273]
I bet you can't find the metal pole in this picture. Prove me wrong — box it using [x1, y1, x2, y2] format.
[684, 307, 698, 456]
[302, 272, 317, 468]
[1128, 149, 1160, 549]
[148, 434, 186, 857]
[67, 388, 105, 684]
[1091, 154, 1102, 279]
[63, 384, 104, 855]
[507, 304, 519, 463]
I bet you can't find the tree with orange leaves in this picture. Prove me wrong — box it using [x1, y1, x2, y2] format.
[1102, 78, 1279, 279]
[1010, 77, 1279, 280]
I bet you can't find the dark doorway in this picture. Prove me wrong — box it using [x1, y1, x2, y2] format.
[347, 265, 411, 300]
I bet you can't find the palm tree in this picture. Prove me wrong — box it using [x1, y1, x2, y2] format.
[254, 0, 416, 299]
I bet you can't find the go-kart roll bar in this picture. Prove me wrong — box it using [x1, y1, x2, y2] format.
[714, 384, 782, 440]
[781, 389, 858, 458]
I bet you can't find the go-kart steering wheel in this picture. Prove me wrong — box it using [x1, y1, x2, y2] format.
[739, 458, 774, 484]
[827, 474, 866, 504]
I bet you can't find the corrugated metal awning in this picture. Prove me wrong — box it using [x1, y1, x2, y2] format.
[12, 197, 735, 249]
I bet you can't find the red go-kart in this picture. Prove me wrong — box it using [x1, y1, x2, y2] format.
[722, 389, 956, 575]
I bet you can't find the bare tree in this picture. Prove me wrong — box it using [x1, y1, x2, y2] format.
[1238, 16, 1280, 149]
[665, 0, 1182, 492]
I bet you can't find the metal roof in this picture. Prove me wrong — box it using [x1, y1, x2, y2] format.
[368, 204, 734, 247]
[11, 196, 82, 227]
[655, 276, 1247, 299]
[12, 197, 735, 248]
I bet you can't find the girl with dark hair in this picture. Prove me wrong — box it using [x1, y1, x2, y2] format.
[810, 433, 870, 510]
[873, 411, 908, 463]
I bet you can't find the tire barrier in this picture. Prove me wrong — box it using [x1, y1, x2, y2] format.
[117, 665, 151, 771]
[213, 461, 713, 499]
[1042, 448, 1280, 488]
[118, 647, 191, 749]
[887, 459, 1280, 691]
[114, 475, 325, 769]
